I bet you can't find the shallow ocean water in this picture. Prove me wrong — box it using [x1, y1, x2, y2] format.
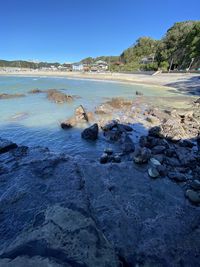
[0, 75, 179, 157]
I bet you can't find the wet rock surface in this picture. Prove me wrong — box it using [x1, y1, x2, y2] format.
[0, 141, 199, 267]
[0, 93, 26, 99]
[47, 89, 74, 104]
[81, 123, 99, 140]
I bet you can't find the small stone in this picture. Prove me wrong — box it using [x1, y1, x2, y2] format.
[157, 165, 167, 177]
[150, 158, 161, 166]
[148, 167, 159, 178]
[185, 189, 200, 204]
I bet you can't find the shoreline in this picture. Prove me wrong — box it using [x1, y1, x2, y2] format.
[0, 70, 200, 91]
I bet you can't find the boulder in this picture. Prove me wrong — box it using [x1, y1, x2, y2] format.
[0, 138, 18, 154]
[81, 123, 99, 140]
[133, 147, 151, 164]
[120, 133, 135, 153]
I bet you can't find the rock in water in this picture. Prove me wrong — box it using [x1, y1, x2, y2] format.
[47, 89, 74, 104]
[81, 123, 99, 140]
[75, 105, 89, 122]
[0, 138, 18, 154]
[60, 118, 76, 129]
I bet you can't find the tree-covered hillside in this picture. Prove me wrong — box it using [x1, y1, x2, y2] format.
[0, 60, 60, 69]
[119, 20, 200, 71]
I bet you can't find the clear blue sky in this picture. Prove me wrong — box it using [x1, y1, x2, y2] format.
[0, 0, 199, 63]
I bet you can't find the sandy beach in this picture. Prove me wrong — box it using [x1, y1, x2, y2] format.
[0, 69, 200, 91]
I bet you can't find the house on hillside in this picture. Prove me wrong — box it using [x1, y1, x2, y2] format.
[92, 60, 108, 71]
[140, 54, 155, 64]
[72, 63, 83, 71]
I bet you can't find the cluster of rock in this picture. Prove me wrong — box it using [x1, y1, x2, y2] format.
[132, 122, 200, 204]
[47, 89, 74, 104]
[100, 148, 121, 164]
[0, 137, 200, 266]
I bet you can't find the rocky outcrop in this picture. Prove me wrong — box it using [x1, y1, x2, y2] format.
[47, 89, 74, 104]
[0, 141, 199, 266]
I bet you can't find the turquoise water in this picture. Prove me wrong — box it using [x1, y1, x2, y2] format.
[0, 75, 176, 157]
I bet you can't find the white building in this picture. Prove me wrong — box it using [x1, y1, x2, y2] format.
[72, 63, 84, 71]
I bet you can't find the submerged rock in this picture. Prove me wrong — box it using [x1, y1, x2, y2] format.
[81, 123, 99, 140]
[136, 90, 143, 96]
[28, 89, 44, 94]
[0, 93, 25, 99]
[47, 89, 74, 104]
[0, 138, 18, 154]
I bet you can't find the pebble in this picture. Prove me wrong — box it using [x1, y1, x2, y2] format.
[148, 167, 160, 178]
